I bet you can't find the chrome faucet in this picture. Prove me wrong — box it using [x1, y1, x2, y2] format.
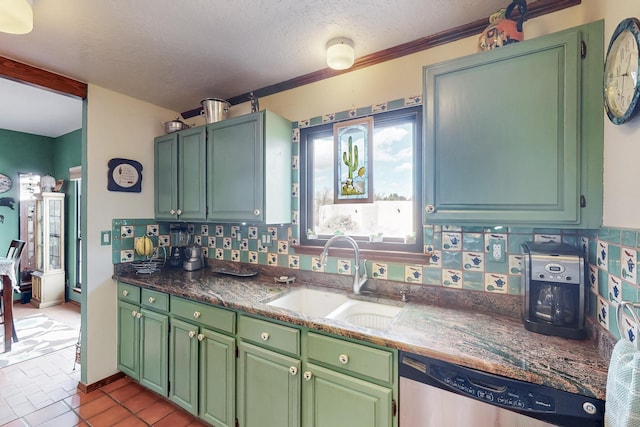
[320, 235, 368, 294]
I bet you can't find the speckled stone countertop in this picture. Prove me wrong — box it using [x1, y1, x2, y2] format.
[113, 264, 608, 400]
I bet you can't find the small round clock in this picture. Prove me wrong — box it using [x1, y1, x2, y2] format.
[0, 173, 12, 193]
[604, 17, 640, 125]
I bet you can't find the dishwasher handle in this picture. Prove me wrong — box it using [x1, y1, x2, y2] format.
[466, 376, 508, 394]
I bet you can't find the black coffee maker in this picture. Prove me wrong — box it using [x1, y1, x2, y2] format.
[522, 242, 587, 340]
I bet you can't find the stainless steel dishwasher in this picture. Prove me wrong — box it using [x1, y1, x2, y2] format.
[399, 351, 604, 427]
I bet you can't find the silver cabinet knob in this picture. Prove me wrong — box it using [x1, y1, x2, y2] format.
[122, 290, 129, 297]
[177, 209, 183, 215]
[131, 310, 137, 317]
[339, 354, 349, 365]
[135, 312, 142, 319]
[148, 297, 156, 304]
[289, 366, 298, 376]
[253, 209, 261, 216]
[188, 330, 196, 338]
[193, 311, 201, 319]
[425, 204, 435, 213]
[303, 371, 313, 381]
[261, 332, 270, 341]
[170, 209, 176, 215]
[197, 333, 205, 342]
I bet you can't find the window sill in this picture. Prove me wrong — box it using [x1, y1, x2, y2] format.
[292, 245, 432, 265]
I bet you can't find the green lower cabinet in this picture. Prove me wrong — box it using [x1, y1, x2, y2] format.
[139, 309, 169, 395]
[169, 318, 237, 427]
[169, 317, 199, 414]
[199, 327, 236, 427]
[237, 341, 301, 427]
[117, 300, 140, 379]
[118, 291, 398, 427]
[303, 362, 393, 427]
[117, 300, 169, 397]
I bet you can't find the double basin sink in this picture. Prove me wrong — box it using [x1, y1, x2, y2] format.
[266, 288, 402, 330]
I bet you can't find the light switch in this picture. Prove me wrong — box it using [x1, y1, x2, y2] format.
[101, 230, 111, 246]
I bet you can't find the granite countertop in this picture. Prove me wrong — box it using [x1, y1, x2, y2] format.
[113, 265, 609, 400]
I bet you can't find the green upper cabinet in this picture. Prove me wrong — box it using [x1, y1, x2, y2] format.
[207, 110, 292, 224]
[423, 21, 603, 228]
[154, 127, 207, 221]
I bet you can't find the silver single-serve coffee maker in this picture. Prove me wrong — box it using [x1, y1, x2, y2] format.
[521, 242, 587, 340]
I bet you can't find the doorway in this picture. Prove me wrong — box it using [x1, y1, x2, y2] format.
[18, 172, 83, 305]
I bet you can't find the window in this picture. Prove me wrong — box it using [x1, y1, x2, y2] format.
[300, 106, 422, 252]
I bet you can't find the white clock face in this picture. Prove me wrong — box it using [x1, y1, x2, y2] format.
[112, 163, 139, 188]
[0, 173, 12, 193]
[605, 29, 640, 117]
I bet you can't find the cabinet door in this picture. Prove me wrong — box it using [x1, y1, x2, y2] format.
[423, 29, 582, 226]
[177, 127, 207, 220]
[117, 300, 140, 380]
[139, 308, 169, 396]
[169, 317, 199, 415]
[154, 133, 179, 220]
[237, 341, 301, 427]
[207, 113, 263, 222]
[199, 327, 236, 427]
[303, 362, 392, 427]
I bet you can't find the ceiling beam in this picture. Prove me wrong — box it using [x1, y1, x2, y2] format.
[182, 0, 580, 119]
[0, 55, 87, 99]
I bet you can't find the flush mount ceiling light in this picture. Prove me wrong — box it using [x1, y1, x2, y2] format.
[326, 37, 355, 70]
[0, 0, 33, 34]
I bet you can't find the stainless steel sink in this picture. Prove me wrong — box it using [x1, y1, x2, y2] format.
[266, 288, 402, 329]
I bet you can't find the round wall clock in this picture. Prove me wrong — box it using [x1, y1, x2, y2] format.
[604, 17, 640, 125]
[0, 173, 12, 193]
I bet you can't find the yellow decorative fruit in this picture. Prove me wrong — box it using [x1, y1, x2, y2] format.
[135, 235, 155, 257]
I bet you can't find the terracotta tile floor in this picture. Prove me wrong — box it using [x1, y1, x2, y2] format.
[0, 304, 206, 426]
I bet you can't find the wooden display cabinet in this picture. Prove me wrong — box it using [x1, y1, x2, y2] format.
[31, 192, 65, 308]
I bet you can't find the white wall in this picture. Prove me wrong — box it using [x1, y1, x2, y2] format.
[83, 84, 176, 384]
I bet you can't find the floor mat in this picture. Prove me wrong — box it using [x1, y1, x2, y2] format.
[0, 313, 78, 368]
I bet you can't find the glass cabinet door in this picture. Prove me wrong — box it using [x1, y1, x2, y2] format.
[48, 198, 62, 270]
[35, 193, 65, 274]
[35, 199, 44, 271]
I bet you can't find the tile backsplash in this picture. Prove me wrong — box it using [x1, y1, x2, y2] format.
[112, 218, 640, 342]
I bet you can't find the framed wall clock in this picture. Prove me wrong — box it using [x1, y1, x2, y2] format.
[604, 17, 640, 125]
[0, 173, 12, 193]
[107, 158, 143, 192]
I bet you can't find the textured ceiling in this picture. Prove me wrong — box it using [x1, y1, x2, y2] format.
[0, 0, 526, 136]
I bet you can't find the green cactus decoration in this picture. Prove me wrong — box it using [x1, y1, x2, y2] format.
[342, 136, 359, 179]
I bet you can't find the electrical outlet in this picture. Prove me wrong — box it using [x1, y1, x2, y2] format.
[490, 238, 505, 262]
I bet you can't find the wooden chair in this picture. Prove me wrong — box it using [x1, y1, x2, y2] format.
[1, 240, 26, 343]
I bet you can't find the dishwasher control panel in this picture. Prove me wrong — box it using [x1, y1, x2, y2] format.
[399, 352, 605, 427]
[433, 364, 555, 412]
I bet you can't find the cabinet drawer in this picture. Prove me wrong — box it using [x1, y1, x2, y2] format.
[237, 315, 300, 356]
[170, 296, 235, 334]
[307, 332, 393, 383]
[141, 289, 169, 312]
[117, 283, 140, 304]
